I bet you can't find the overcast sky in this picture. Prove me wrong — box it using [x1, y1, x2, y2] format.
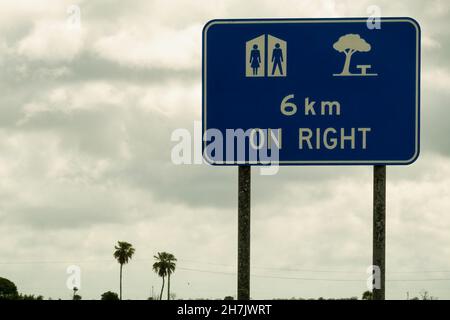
[0, 0, 449, 300]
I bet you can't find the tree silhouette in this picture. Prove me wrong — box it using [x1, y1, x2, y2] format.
[113, 241, 135, 300]
[153, 252, 167, 300]
[165, 253, 177, 300]
[152, 252, 177, 300]
[362, 290, 373, 300]
[0, 277, 18, 300]
[101, 291, 119, 300]
[333, 34, 371, 75]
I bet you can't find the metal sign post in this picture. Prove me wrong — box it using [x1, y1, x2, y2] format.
[238, 166, 251, 300]
[373, 165, 386, 300]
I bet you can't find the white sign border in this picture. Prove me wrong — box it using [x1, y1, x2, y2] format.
[202, 18, 420, 165]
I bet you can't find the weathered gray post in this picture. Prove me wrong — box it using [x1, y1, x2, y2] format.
[238, 166, 251, 300]
[372, 165, 386, 300]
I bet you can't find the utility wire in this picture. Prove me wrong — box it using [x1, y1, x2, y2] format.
[177, 267, 450, 282]
[2, 258, 450, 278]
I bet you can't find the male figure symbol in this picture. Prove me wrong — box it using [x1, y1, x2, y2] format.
[271, 43, 283, 75]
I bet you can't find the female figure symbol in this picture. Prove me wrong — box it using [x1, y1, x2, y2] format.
[249, 44, 261, 75]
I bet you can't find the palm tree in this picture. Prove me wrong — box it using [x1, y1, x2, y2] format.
[113, 241, 135, 300]
[153, 252, 168, 300]
[165, 253, 177, 300]
[152, 252, 177, 300]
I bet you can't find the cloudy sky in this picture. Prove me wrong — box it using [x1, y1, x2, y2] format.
[0, 0, 449, 300]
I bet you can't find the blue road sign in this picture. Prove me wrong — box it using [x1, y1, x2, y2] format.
[202, 18, 420, 165]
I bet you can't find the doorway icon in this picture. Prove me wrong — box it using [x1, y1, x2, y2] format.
[246, 34, 287, 77]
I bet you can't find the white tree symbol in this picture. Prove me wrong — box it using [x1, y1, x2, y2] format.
[333, 34, 371, 75]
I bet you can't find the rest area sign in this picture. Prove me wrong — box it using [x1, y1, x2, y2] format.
[202, 18, 420, 165]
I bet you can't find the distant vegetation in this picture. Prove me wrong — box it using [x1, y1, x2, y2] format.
[0, 277, 43, 300]
[101, 291, 119, 300]
[0, 241, 180, 301]
[0, 245, 438, 300]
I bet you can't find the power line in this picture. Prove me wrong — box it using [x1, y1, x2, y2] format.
[2, 259, 450, 282]
[3, 258, 450, 278]
[0, 259, 112, 265]
[178, 259, 450, 274]
[177, 267, 450, 282]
